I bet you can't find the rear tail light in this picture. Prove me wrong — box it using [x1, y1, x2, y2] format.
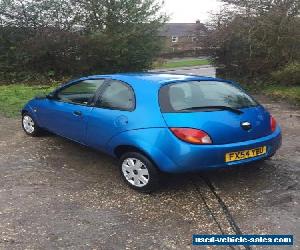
[170, 128, 212, 144]
[270, 115, 277, 132]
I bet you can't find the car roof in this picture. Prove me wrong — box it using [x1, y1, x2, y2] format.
[83, 73, 226, 87]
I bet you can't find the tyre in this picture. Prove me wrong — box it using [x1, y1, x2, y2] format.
[119, 152, 160, 193]
[22, 113, 42, 136]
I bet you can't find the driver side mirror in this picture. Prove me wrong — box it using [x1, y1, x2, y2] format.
[46, 93, 56, 100]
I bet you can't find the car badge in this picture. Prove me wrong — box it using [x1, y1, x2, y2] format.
[241, 121, 252, 130]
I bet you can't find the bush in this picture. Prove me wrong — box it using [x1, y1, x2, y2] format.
[0, 0, 167, 84]
[271, 62, 300, 86]
[206, 0, 300, 81]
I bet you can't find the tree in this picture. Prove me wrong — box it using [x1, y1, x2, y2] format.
[81, 0, 167, 72]
[0, 0, 167, 82]
[205, 0, 300, 81]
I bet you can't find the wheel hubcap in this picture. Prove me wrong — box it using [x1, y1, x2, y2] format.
[122, 158, 149, 187]
[23, 115, 35, 134]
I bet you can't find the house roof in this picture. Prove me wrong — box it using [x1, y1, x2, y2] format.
[159, 22, 207, 37]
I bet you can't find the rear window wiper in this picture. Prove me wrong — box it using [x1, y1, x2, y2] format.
[178, 105, 244, 114]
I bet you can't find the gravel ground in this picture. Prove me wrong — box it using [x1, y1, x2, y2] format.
[0, 71, 299, 249]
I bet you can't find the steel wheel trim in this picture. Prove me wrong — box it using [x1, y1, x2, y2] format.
[122, 158, 150, 187]
[23, 115, 35, 134]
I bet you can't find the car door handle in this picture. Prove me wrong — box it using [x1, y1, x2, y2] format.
[73, 111, 82, 116]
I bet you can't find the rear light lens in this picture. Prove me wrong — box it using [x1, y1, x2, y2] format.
[170, 128, 212, 144]
[270, 115, 277, 132]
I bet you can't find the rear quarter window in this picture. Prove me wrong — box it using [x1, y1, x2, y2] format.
[95, 80, 135, 111]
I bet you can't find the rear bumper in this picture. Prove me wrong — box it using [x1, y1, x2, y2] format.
[162, 127, 282, 173]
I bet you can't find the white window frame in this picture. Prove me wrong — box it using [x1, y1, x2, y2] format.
[171, 36, 178, 43]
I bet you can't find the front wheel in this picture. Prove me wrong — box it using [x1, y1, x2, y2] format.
[22, 113, 42, 136]
[119, 152, 160, 193]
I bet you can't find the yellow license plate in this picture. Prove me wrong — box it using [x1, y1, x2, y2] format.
[225, 146, 267, 162]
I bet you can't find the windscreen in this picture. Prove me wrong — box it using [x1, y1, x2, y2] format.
[159, 81, 258, 112]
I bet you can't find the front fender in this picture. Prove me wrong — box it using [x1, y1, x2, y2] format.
[106, 128, 178, 172]
[22, 100, 40, 126]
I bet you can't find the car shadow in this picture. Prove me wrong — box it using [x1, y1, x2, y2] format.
[158, 162, 269, 192]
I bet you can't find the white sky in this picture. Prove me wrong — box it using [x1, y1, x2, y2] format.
[162, 0, 223, 23]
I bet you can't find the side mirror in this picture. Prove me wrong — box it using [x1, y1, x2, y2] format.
[46, 93, 56, 100]
[35, 94, 47, 99]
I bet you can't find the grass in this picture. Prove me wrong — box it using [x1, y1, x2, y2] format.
[262, 85, 300, 105]
[154, 58, 210, 69]
[0, 84, 56, 117]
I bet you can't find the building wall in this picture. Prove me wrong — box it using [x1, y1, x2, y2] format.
[164, 36, 194, 51]
[162, 35, 206, 54]
[159, 22, 208, 56]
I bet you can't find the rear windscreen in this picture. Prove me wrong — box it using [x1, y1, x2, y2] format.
[159, 81, 258, 112]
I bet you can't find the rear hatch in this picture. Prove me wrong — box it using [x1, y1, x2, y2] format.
[159, 80, 271, 144]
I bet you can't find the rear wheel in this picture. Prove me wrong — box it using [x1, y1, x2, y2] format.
[119, 152, 160, 193]
[22, 113, 42, 136]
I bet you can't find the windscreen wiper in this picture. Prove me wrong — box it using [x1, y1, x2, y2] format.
[179, 105, 243, 114]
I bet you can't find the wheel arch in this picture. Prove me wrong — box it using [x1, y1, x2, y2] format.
[107, 128, 179, 172]
[21, 106, 41, 128]
[21, 105, 35, 117]
[114, 145, 153, 161]
[21, 107, 32, 116]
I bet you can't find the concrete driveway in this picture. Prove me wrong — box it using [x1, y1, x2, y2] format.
[0, 68, 299, 249]
[150, 65, 216, 77]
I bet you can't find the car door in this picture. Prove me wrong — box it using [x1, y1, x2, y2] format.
[38, 79, 105, 143]
[85, 79, 136, 150]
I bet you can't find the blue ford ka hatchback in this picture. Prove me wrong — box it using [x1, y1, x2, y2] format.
[22, 73, 281, 192]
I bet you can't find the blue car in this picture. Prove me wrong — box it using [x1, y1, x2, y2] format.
[22, 73, 281, 192]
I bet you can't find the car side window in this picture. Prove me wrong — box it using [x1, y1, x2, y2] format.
[96, 80, 135, 111]
[56, 79, 105, 105]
